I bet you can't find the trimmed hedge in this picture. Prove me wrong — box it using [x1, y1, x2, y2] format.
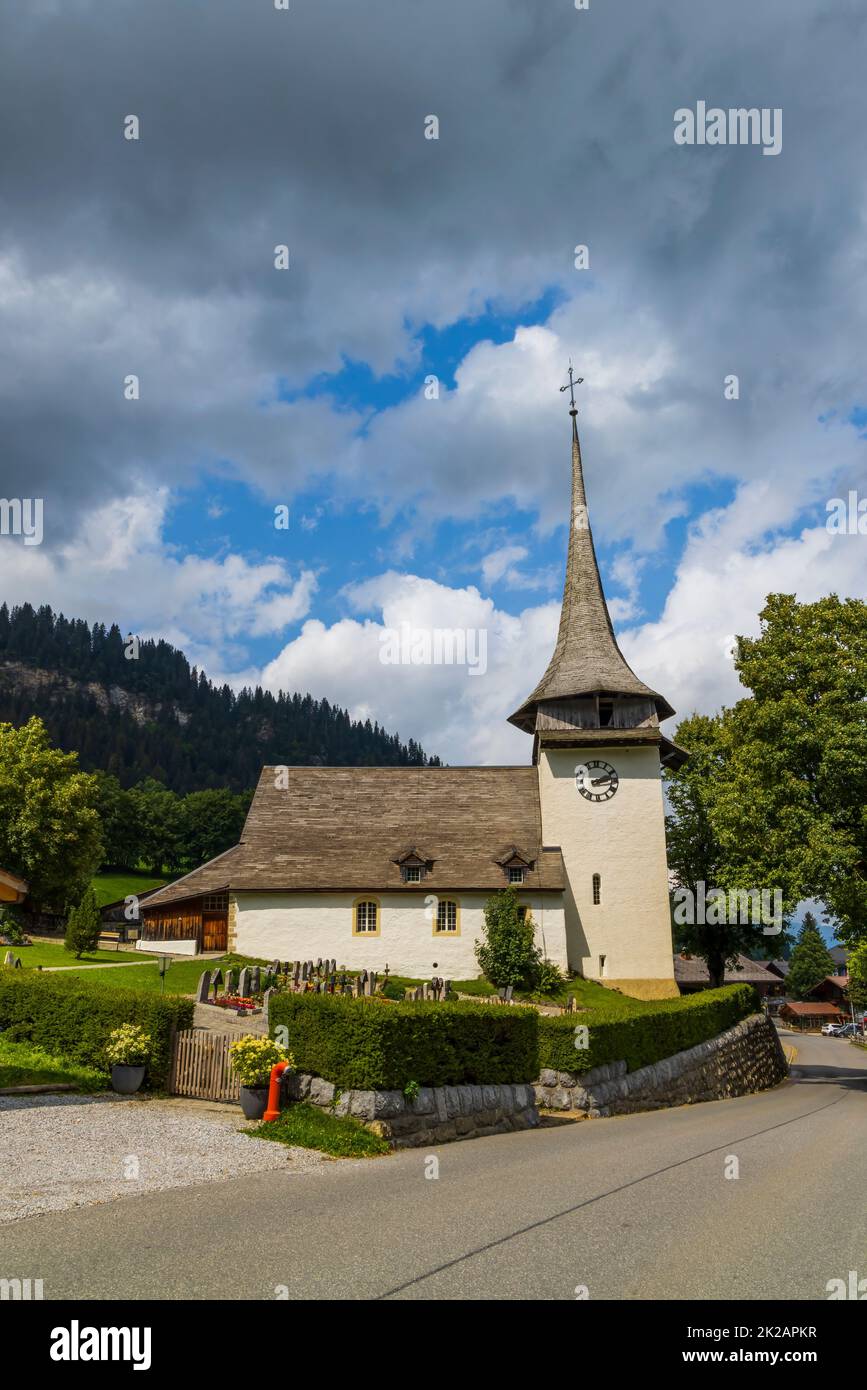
[0, 972, 193, 1086]
[268, 993, 538, 1089]
[539, 984, 759, 1076]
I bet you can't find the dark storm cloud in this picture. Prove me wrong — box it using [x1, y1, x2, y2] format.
[1, 0, 865, 542]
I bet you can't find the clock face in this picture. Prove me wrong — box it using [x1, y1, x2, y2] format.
[574, 759, 619, 802]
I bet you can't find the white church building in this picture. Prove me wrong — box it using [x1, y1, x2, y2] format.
[140, 400, 686, 999]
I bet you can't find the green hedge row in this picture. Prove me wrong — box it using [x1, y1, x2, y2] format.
[268, 993, 539, 1089]
[539, 984, 759, 1076]
[0, 973, 193, 1086]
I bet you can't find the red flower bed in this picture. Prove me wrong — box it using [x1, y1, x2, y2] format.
[213, 994, 258, 1011]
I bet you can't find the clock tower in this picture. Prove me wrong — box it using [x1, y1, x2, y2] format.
[508, 387, 685, 999]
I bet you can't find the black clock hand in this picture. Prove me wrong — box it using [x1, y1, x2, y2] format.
[591, 775, 612, 786]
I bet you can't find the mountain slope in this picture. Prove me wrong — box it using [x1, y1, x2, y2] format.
[0, 602, 440, 793]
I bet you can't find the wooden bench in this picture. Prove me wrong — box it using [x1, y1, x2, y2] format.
[97, 930, 125, 951]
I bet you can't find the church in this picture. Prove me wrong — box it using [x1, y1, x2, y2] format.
[138, 393, 686, 999]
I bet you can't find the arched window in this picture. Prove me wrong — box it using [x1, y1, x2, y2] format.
[434, 899, 460, 934]
[353, 898, 380, 935]
[592, 873, 601, 905]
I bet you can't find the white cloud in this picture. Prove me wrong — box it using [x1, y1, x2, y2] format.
[0, 489, 317, 672]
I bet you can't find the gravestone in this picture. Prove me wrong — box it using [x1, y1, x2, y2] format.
[225, 967, 238, 995]
[263, 987, 273, 1024]
[196, 970, 212, 1003]
[210, 968, 223, 1000]
[238, 967, 251, 998]
[250, 966, 261, 996]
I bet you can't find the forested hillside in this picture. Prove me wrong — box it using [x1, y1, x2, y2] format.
[0, 602, 440, 794]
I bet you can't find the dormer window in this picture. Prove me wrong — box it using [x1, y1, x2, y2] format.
[508, 866, 525, 884]
[392, 847, 433, 883]
[598, 699, 614, 727]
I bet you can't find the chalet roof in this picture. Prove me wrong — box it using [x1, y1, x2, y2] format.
[674, 952, 780, 986]
[509, 413, 674, 732]
[808, 975, 849, 994]
[0, 866, 29, 896]
[781, 1001, 845, 1017]
[142, 765, 566, 908]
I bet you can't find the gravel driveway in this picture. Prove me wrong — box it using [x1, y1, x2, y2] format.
[0, 1092, 326, 1223]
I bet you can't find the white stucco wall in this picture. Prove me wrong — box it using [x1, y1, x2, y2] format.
[233, 890, 567, 979]
[537, 744, 675, 988]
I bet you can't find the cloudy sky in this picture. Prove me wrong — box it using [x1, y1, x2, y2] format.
[1, 0, 865, 764]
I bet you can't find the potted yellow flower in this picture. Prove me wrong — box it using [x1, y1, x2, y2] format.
[229, 1035, 293, 1119]
[105, 1024, 151, 1094]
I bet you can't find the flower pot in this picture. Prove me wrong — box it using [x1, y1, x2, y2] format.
[111, 1064, 146, 1095]
[239, 1085, 270, 1119]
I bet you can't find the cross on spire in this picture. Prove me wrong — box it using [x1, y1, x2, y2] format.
[559, 360, 584, 413]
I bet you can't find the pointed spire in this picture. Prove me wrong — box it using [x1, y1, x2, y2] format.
[508, 400, 673, 732]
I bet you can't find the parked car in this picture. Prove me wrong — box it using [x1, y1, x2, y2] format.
[836, 1022, 860, 1038]
[821, 1022, 842, 1035]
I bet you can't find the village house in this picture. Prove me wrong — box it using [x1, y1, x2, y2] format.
[673, 952, 785, 999]
[137, 399, 687, 998]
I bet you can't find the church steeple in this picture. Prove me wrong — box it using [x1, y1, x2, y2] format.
[508, 383, 674, 734]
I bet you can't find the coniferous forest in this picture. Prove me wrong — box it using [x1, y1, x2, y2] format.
[0, 601, 441, 796]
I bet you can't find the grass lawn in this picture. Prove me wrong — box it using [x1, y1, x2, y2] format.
[517, 976, 648, 1014]
[0, 1038, 108, 1092]
[247, 1102, 391, 1157]
[91, 870, 167, 909]
[7, 941, 159, 970]
[48, 952, 267, 995]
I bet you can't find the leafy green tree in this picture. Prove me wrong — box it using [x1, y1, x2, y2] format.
[713, 595, 867, 947]
[665, 712, 790, 985]
[847, 941, 867, 1012]
[64, 885, 102, 959]
[128, 780, 184, 874]
[179, 788, 249, 866]
[475, 888, 541, 989]
[786, 914, 835, 1000]
[92, 771, 142, 869]
[0, 716, 102, 910]
[666, 594, 867, 972]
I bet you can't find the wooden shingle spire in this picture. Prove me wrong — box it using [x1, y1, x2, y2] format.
[508, 390, 673, 733]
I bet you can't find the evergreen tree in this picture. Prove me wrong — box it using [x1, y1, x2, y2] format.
[64, 885, 101, 959]
[787, 913, 835, 1000]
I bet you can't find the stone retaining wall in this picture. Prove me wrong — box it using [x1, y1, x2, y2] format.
[283, 1071, 539, 1148]
[534, 1013, 787, 1117]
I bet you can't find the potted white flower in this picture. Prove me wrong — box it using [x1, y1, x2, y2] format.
[229, 1035, 293, 1119]
[105, 1024, 151, 1094]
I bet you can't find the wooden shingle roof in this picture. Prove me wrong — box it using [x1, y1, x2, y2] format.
[143, 765, 566, 907]
[509, 414, 673, 731]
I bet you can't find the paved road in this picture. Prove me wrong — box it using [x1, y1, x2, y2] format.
[3, 1030, 865, 1301]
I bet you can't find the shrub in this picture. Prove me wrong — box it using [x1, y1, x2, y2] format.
[105, 1024, 151, 1067]
[534, 959, 567, 996]
[268, 992, 538, 1089]
[539, 984, 759, 1076]
[0, 972, 193, 1086]
[64, 886, 101, 959]
[229, 1034, 292, 1087]
[475, 887, 541, 988]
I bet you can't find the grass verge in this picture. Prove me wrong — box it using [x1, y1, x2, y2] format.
[246, 1102, 391, 1157]
[0, 1038, 108, 1092]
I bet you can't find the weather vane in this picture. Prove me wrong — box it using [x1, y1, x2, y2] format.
[559, 360, 584, 411]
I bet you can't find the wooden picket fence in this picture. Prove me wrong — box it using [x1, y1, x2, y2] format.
[169, 1030, 240, 1102]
